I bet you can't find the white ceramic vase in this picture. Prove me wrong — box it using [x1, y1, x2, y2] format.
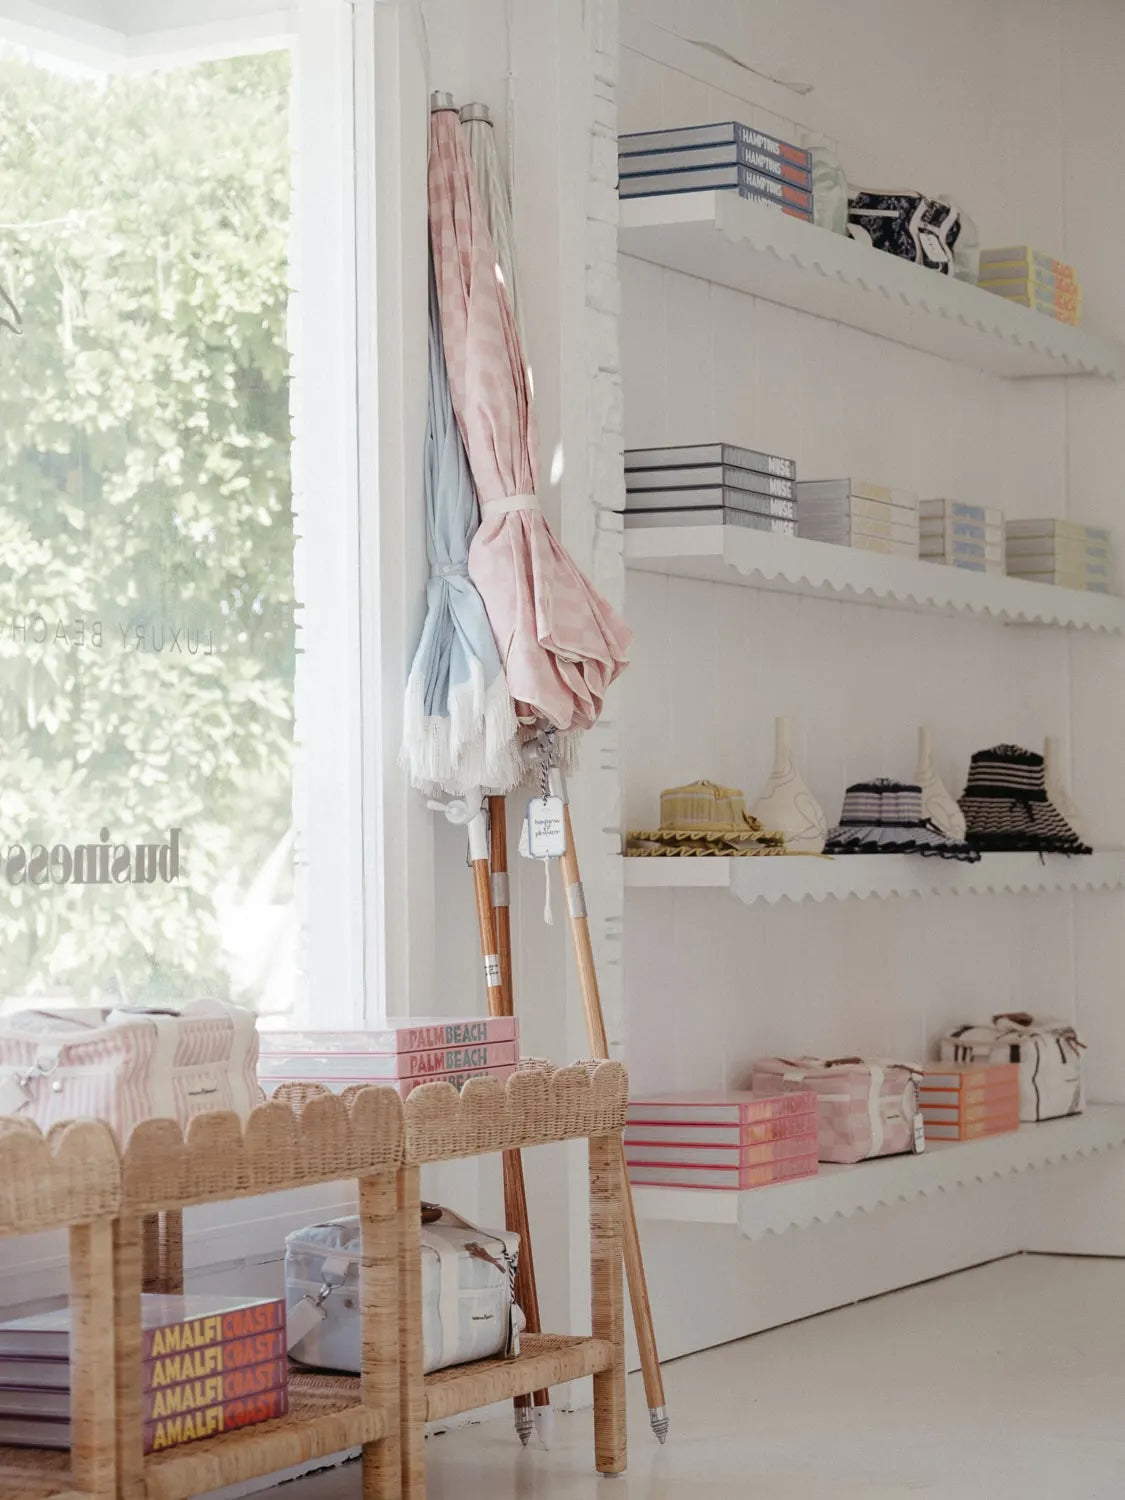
[1044, 735, 1086, 838]
[916, 726, 966, 841]
[751, 716, 827, 854]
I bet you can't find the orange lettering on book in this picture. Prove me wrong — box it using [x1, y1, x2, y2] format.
[221, 1303, 282, 1340]
[222, 1330, 286, 1368]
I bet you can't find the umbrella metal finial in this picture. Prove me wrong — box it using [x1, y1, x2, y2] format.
[459, 101, 493, 126]
[430, 90, 457, 112]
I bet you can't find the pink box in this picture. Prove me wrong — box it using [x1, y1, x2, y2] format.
[626, 1089, 818, 1127]
[627, 1152, 819, 1191]
[625, 1131, 817, 1170]
[752, 1058, 923, 1164]
[623, 1109, 817, 1149]
[261, 1064, 516, 1099]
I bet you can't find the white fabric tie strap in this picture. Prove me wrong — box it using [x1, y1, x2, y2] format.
[490, 493, 540, 515]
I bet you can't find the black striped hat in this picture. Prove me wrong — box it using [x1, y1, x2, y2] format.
[958, 744, 1091, 854]
[824, 779, 980, 860]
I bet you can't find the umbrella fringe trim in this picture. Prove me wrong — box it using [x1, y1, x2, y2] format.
[401, 666, 524, 796]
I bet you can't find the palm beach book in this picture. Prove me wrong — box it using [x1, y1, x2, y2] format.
[626, 465, 794, 500]
[0, 1383, 289, 1453]
[619, 162, 812, 213]
[625, 443, 795, 481]
[259, 1017, 518, 1056]
[257, 1040, 517, 1081]
[620, 171, 812, 219]
[260, 1063, 517, 1099]
[619, 141, 812, 187]
[0, 1295, 285, 1362]
[619, 122, 811, 171]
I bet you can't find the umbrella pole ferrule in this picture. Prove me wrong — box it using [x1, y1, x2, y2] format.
[650, 1406, 670, 1444]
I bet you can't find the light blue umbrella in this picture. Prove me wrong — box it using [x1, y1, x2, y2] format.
[401, 251, 520, 795]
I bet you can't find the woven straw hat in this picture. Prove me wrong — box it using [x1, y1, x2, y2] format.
[958, 744, 1091, 854]
[825, 779, 980, 861]
[626, 779, 785, 856]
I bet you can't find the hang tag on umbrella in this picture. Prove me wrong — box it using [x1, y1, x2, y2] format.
[519, 796, 566, 925]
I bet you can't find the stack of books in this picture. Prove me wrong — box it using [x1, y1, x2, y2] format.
[618, 122, 813, 221]
[624, 1090, 819, 1191]
[795, 479, 920, 556]
[920, 499, 1005, 573]
[919, 1064, 1021, 1141]
[623, 443, 797, 535]
[258, 1017, 520, 1099]
[977, 247, 1081, 326]
[0, 1294, 288, 1452]
[1005, 519, 1113, 593]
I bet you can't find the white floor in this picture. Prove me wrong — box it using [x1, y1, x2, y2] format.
[275, 1254, 1125, 1500]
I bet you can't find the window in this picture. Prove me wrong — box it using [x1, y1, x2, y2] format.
[0, 3, 370, 1027]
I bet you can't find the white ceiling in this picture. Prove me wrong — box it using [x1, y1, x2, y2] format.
[0, 0, 294, 64]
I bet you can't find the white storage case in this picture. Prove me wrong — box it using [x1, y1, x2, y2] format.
[287, 1209, 523, 1374]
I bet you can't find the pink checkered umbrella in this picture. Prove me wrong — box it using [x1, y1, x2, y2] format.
[427, 102, 631, 743]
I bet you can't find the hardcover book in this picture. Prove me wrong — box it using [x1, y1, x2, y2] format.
[618, 141, 812, 186]
[619, 162, 812, 212]
[625, 443, 795, 480]
[618, 122, 811, 170]
[0, 1383, 289, 1453]
[623, 1111, 817, 1148]
[625, 1133, 816, 1169]
[623, 507, 797, 535]
[626, 1090, 818, 1126]
[625, 486, 795, 520]
[620, 171, 813, 219]
[627, 1153, 818, 1191]
[0, 1360, 288, 1423]
[257, 1039, 519, 1081]
[261, 1062, 517, 1098]
[0, 1296, 286, 1362]
[259, 1018, 518, 1055]
[1006, 519, 1110, 544]
[626, 464, 794, 500]
[797, 478, 919, 509]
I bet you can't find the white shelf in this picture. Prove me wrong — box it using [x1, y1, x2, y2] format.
[623, 850, 1125, 903]
[624, 525, 1125, 633]
[632, 1105, 1125, 1237]
[619, 192, 1125, 379]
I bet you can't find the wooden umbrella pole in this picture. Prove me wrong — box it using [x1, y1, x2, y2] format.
[487, 794, 552, 1445]
[464, 804, 540, 1446]
[550, 770, 669, 1445]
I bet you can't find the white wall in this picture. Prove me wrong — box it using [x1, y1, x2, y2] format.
[618, 0, 1125, 1359]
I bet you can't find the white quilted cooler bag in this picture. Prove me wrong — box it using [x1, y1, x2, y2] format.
[0, 1001, 260, 1140]
[940, 1012, 1084, 1122]
[286, 1208, 523, 1374]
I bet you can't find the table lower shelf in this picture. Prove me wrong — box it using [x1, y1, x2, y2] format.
[424, 1333, 613, 1422]
[0, 1448, 82, 1500]
[631, 1106, 1125, 1239]
[142, 1373, 388, 1500]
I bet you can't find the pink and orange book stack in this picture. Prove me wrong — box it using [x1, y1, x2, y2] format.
[624, 1090, 820, 1191]
[257, 1017, 519, 1099]
[919, 1063, 1021, 1142]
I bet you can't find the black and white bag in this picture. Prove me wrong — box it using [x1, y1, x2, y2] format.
[940, 1013, 1084, 1122]
[847, 189, 963, 274]
[286, 1207, 523, 1374]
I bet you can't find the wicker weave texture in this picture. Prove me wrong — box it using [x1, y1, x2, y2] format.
[404, 1062, 628, 1163]
[423, 1334, 613, 1422]
[120, 1088, 404, 1211]
[0, 1119, 119, 1234]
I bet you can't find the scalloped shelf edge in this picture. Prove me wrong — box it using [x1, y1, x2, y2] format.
[623, 527, 1125, 634]
[620, 191, 1125, 379]
[631, 1107, 1125, 1237]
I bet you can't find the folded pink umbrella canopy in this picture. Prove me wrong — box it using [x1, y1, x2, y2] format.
[428, 102, 631, 740]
